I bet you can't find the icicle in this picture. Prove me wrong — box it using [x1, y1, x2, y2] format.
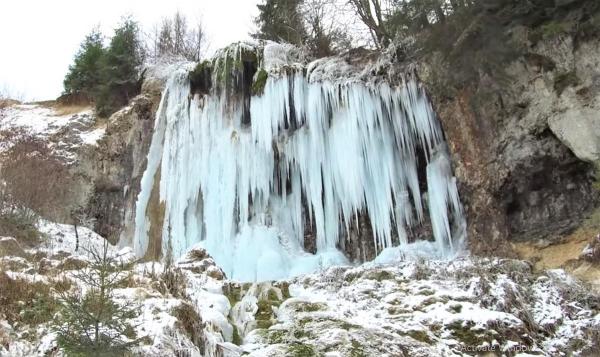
[133, 43, 466, 281]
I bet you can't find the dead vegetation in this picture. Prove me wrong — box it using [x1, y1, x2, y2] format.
[29, 96, 92, 116]
[52, 103, 91, 116]
[0, 128, 78, 246]
[172, 302, 205, 350]
[0, 271, 60, 325]
[0, 86, 22, 109]
[0, 98, 20, 109]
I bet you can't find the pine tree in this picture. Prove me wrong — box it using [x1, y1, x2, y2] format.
[253, 0, 307, 45]
[55, 241, 140, 356]
[95, 17, 144, 117]
[63, 28, 105, 101]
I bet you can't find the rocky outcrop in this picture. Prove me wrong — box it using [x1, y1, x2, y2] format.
[420, 30, 600, 254]
[87, 64, 179, 244]
[88, 94, 158, 244]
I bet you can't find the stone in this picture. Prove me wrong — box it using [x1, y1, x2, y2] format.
[548, 107, 600, 164]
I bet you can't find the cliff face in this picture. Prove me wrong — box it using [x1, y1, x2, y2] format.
[420, 31, 600, 255]
[87, 65, 173, 244]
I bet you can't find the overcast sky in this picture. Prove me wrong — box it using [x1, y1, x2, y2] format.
[0, 0, 260, 101]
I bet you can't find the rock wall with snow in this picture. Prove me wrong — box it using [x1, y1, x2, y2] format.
[87, 63, 190, 243]
[131, 43, 466, 281]
[0, 102, 103, 223]
[417, 25, 600, 255]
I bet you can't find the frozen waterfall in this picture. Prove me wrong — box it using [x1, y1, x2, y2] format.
[133, 43, 466, 281]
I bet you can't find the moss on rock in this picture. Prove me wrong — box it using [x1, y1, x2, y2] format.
[290, 301, 327, 313]
[255, 299, 277, 329]
[251, 68, 269, 96]
[405, 329, 433, 344]
[190, 60, 212, 96]
[350, 339, 367, 357]
[446, 320, 497, 347]
[287, 342, 317, 357]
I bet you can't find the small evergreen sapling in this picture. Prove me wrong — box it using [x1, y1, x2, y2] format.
[55, 240, 140, 356]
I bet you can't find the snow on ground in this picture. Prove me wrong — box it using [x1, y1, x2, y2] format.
[79, 127, 105, 146]
[239, 259, 599, 356]
[1, 222, 599, 357]
[35, 220, 119, 258]
[0, 104, 78, 135]
[0, 103, 104, 161]
[0, 103, 95, 138]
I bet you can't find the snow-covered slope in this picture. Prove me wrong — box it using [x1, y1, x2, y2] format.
[1, 224, 598, 356]
[0, 103, 104, 162]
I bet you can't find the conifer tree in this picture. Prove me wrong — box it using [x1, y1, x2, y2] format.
[55, 241, 140, 356]
[253, 0, 307, 45]
[63, 28, 105, 101]
[95, 17, 144, 117]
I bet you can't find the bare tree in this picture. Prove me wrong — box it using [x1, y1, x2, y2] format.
[347, 0, 394, 48]
[185, 18, 208, 62]
[158, 18, 174, 58]
[302, 0, 353, 57]
[0, 84, 24, 108]
[173, 12, 187, 56]
[70, 206, 97, 252]
[149, 12, 208, 62]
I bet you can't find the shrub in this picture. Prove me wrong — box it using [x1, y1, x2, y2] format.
[0, 129, 76, 246]
[0, 211, 41, 247]
[554, 71, 579, 95]
[539, 21, 570, 39]
[172, 302, 204, 349]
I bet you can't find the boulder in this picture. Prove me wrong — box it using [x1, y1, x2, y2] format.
[549, 108, 600, 164]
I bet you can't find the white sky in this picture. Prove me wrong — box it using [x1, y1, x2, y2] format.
[0, 0, 260, 101]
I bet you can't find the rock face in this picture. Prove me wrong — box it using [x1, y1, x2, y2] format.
[88, 95, 158, 243]
[420, 33, 600, 254]
[87, 64, 181, 244]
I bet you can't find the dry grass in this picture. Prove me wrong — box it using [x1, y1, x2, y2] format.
[186, 248, 209, 261]
[0, 98, 20, 109]
[33, 100, 92, 116]
[172, 302, 204, 349]
[0, 271, 58, 324]
[513, 207, 600, 271]
[53, 103, 92, 116]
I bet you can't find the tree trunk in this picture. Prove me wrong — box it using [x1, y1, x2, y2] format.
[74, 223, 79, 252]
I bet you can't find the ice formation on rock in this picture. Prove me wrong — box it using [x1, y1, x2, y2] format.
[133, 43, 465, 281]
